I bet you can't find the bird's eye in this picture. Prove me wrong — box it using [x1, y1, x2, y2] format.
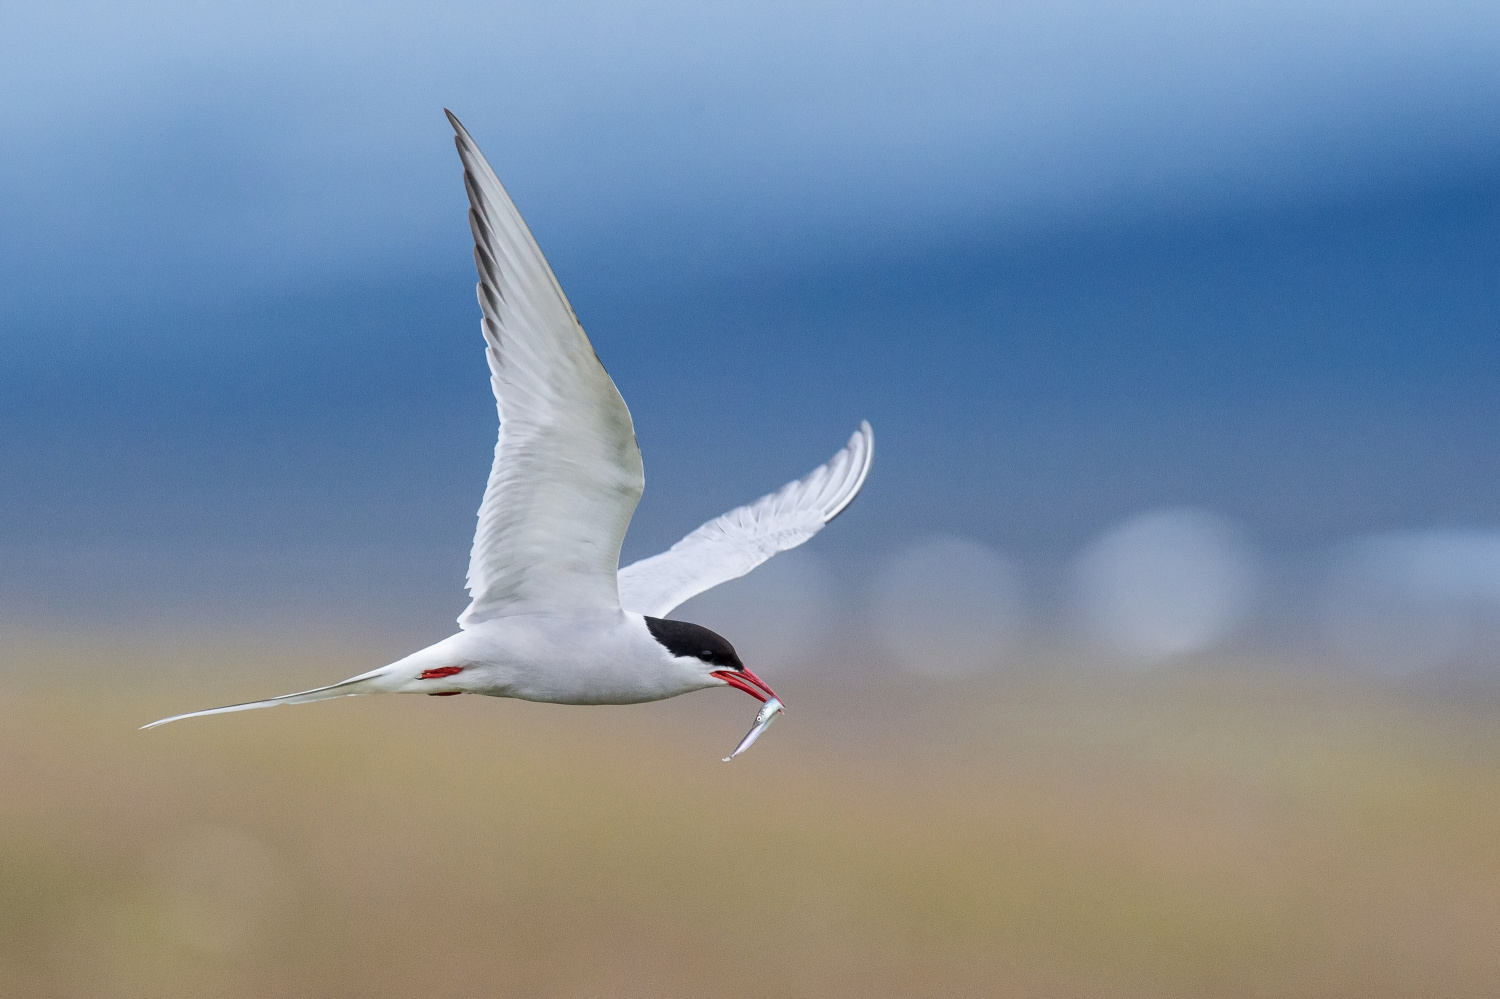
[700, 651, 715, 660]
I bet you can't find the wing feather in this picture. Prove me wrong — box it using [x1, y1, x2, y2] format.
[449, 111, 645, 627]
[618, 422, 872, 618]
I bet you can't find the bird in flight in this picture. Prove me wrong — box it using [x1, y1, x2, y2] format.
[144, 111, 873, 760]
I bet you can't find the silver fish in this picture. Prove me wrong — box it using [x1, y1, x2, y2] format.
[722, 697, 784, 762]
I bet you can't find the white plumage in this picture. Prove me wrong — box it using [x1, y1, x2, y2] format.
[618, 421, 872, 619]
[143, 112, 873, 758]
[453, 111, 644, 626]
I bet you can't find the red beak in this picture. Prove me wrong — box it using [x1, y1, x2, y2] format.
[711, 667, 780, 704]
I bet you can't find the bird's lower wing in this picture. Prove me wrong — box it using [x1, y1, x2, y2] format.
[617, 422, 873, 619]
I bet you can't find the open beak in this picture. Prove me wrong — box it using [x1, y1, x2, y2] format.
[711, 667, 780, 705]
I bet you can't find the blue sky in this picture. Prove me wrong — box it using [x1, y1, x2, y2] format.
[3, 1, 1500, 647]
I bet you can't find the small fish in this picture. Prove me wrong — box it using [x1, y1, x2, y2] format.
[722, 697, 784, 762]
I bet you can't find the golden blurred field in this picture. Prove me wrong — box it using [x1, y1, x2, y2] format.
[2, 634, 1499, 998]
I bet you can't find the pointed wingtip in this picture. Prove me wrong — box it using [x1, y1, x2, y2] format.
[823, 421, 874, 524]
[445, 109, 471, 143]
[446, 110, 487, 176]
[854, 420, 873, 450]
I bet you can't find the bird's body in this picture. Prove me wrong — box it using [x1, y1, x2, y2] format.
[144, 111, 871, 757]
[380, 613, 716, 705]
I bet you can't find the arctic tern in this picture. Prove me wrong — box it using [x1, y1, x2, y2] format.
[144, 112, 873, 760]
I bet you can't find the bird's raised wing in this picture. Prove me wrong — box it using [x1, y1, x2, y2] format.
[449, 111, 645, 627]
[618, 422, 872, 618]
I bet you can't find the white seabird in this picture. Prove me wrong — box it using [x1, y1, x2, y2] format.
[143, 112, 873, 759]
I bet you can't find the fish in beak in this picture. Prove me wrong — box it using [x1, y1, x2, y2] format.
[710, 667, 784, 761]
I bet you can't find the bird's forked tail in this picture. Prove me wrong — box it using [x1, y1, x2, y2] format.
[140, 665, 398, 730]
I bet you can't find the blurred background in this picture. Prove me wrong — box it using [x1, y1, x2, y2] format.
[3, 2, 1499, 995]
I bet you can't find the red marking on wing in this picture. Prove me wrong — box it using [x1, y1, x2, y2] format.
[428, 691, 462, 696]
[420, 666, 464, 679]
